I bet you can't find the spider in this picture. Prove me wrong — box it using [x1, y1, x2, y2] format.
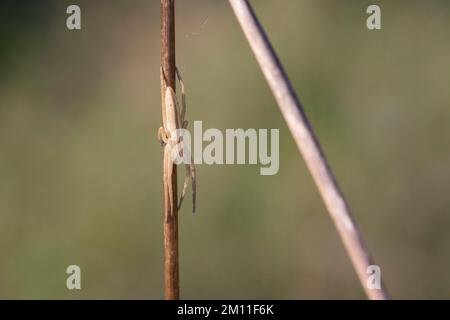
[158, 67, 196, 222]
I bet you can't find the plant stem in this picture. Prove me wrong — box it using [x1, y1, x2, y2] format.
[161, 0, 179, 300]
[228, 0, 389, 300]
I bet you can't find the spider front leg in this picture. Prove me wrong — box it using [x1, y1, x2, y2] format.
[175, 68, 186, 124]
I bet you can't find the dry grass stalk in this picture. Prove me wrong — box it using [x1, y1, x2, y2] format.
[228, 0, 389, 300]
[161, 0, 179, 300]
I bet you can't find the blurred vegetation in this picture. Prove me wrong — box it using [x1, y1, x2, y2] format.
[1, 0, 450, 299]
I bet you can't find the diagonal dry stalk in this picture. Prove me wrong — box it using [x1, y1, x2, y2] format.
[228, 0, 389, 299]
[161, 0, 179, 300]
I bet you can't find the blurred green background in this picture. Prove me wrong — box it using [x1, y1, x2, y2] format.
[1, 0, 450, 299]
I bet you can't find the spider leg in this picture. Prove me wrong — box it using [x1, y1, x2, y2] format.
[175, 67, 186, 125]
[177, 163, 190, 211]
[175, 67, 196, 213]
[176, 148, 196, 213]
[177, 140, 190, 211]
[190, 160, 196, 213]
[165, 146, 174, 222]
[160, 66, 168, 130]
